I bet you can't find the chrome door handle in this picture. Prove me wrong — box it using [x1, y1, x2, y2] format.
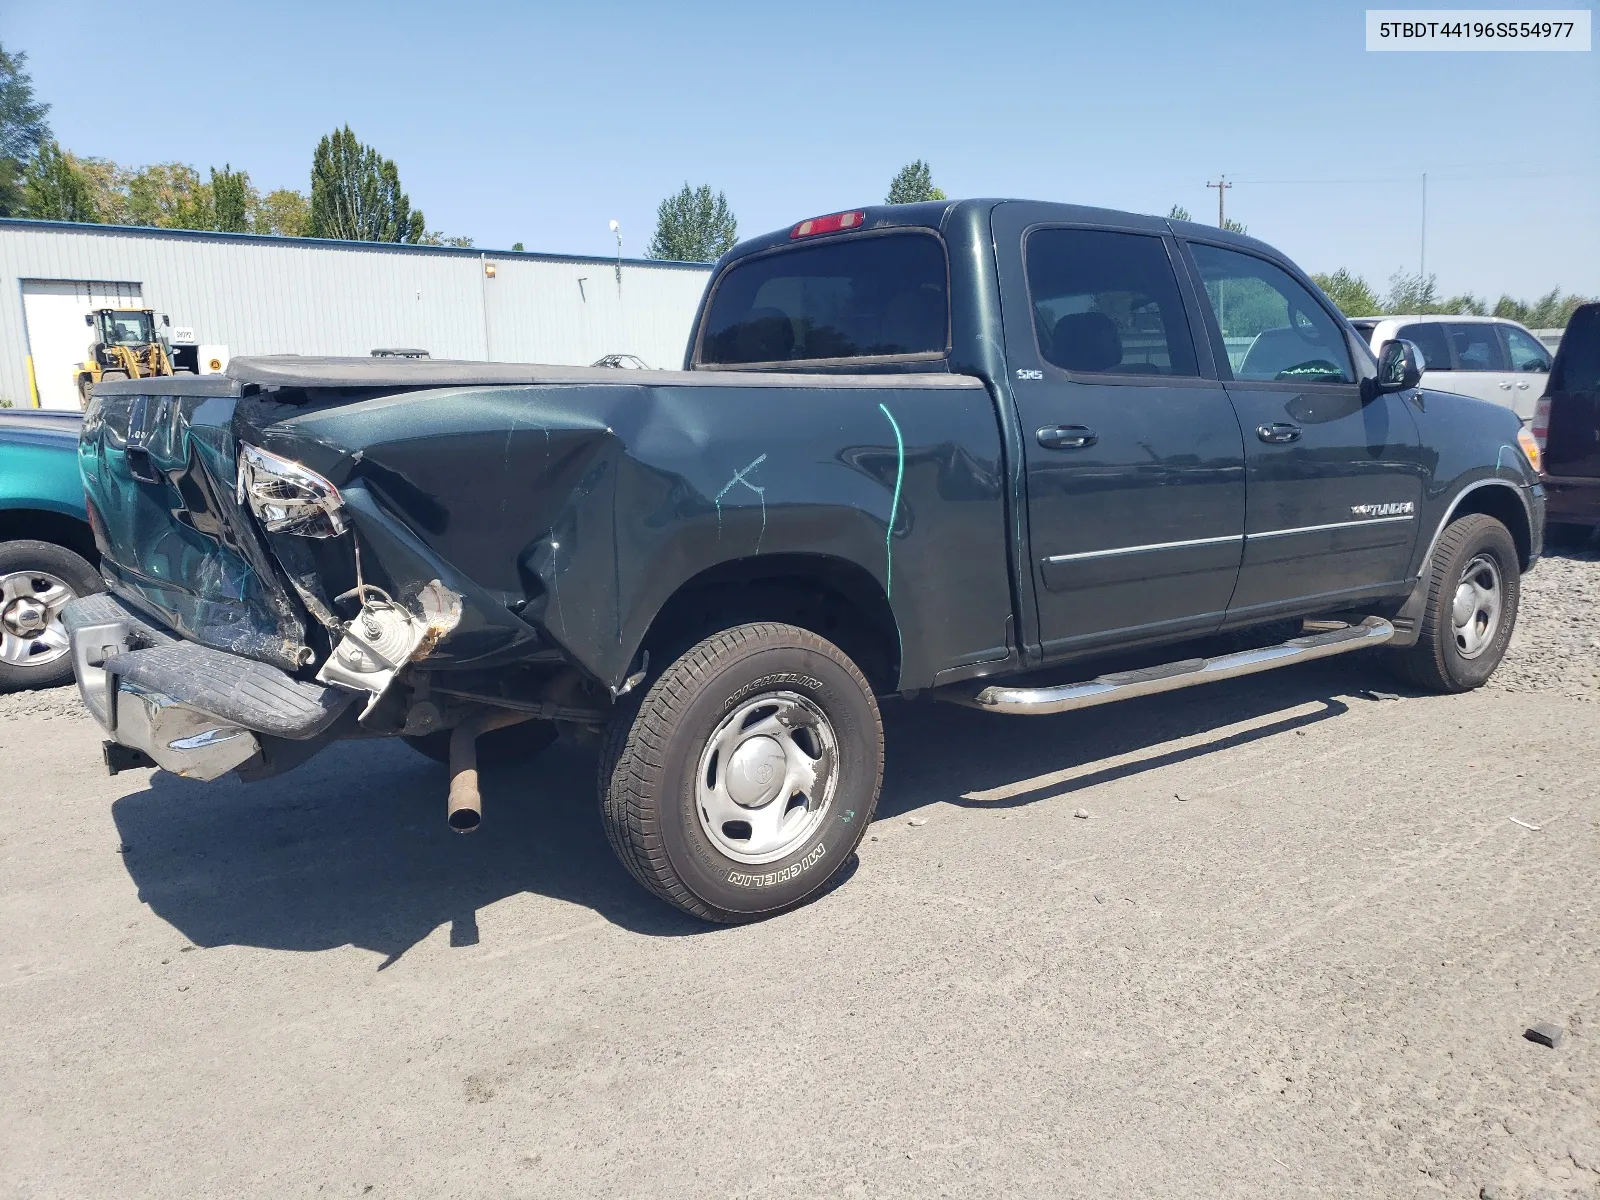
[1256, 422, 1301, 444]
[1036, 424, 1097, 450]
[1499, 382, 1513, 390]
[1516, 381, 1530, 389]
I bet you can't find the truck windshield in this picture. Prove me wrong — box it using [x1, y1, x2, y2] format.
[102, 312, 156, 345]
[699, 232, 948, 366]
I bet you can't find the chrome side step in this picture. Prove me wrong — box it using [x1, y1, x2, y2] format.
[948, 617, 1395, 715]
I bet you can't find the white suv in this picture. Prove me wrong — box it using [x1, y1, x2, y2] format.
[1348, 315, 1551, 421]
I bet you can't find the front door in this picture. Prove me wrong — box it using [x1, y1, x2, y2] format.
[1182, 240, 1427, 620]
[992, 205, 1246, 658]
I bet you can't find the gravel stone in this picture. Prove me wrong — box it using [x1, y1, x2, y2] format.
[1491, 542, 1600, 700]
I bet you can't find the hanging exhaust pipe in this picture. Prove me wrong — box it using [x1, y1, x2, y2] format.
[446, 710, 531, 832]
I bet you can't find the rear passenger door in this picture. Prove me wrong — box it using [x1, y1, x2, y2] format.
[1183, 240, 1427, 619]
[991, 203, 1246, 657]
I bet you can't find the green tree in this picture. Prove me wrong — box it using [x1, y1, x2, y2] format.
[1310, 268, 1382, 317]
[511, 241, 524, 252]
[1494, 288, 1595, 329]
[1222, 216, 1248, 235]
[887, 159, 947, 204]
[1385, 270, 1484, 315]
[211, 163, 256, 233]
[0, 44, 50, 218]
[1167, 204, 1191, 221]
[126, 162, 214, 229]
[647, 183, 738, 261]
[22, 141, 98, 222]
[257, 188, 310, 236]
[309, 126, 426, 243]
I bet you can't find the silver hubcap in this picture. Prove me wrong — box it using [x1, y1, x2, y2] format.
[696, 691, 838, 865]
[1451, 553, 1503, 659]
[0, 570, 77, 670]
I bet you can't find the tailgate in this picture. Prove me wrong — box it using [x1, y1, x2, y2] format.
[79, 380, 313, 671]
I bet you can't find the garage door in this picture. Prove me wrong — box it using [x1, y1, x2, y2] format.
[22, 279, 144, 410]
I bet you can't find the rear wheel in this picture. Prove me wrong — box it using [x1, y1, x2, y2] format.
[598, 622, 883, 923]
[0, 540, 103, 692]
[1388, 513, 1520, 693]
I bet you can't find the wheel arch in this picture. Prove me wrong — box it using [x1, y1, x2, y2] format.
[633, 552, 902, 694]
[0, 508, 99, 566]
[1423, 479, 1534, 572]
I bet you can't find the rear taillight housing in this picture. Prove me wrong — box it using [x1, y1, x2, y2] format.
[236, 444, 348, 538]
[1531, 396, 1551, 458]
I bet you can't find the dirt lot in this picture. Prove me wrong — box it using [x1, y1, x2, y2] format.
[2, 546, 1597, 1200]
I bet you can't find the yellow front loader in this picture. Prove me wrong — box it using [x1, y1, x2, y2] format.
[72, 309, 176, 408]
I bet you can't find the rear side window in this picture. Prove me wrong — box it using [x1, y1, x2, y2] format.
[699, 232, 948, 366]
[1447, 323, 1508, 371]
[1397, 322, 1453, 372]
[1023, 228, 1198, 376]
[1188, 243, 1353, 383]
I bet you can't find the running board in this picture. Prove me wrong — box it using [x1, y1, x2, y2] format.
[946, 617, 1395, 715]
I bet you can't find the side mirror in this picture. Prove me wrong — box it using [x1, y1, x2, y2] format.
[85, 313, 94, 326]
[162, 314, 171, 326]
[1376, 338, 1423, 393]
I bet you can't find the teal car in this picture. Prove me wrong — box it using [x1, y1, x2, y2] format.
[0, 411, 103, 691]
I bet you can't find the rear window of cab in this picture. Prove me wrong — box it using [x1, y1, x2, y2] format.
[697, 231, 949, 367]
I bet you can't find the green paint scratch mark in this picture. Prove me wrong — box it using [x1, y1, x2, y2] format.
[877, 403, 905, 598]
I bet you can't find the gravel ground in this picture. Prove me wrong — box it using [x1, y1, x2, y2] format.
[1, 550, 1596, 1200]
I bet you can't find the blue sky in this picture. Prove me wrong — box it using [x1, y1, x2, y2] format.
[10, 0, 1598, 300]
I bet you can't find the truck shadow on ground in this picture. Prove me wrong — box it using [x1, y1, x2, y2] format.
[110, 656, 1388, 965]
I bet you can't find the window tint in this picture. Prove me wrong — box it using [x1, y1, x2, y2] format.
[1504, 325, 1552, 373]
[699, 233, 948, 365]
[1024, 229, 1197, 376]
[1552, 306, 1600, 394]
[1188, 243, 1353, 383]
[1397, 322, 1453, 372]
[1447, 323, 1508, 371]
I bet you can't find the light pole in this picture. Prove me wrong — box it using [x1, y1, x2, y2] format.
[609, 219, 622, 292]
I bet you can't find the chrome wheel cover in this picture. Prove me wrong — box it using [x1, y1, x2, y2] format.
[0, 570, 77, 671]
[1451, 553, 1503, 660]
[695, 691, 838, 865]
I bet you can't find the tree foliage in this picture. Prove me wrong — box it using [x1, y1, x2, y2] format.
[1166, 204, 1191, 222]
[22, 141, 98, 222]
[257, 188, 311, 236]
[211, 164, 253, 233]
[1491, 289, 1593, 330]
[887, 160, 947, 204]
[309, 126, 425, 243]
[1310, 269, 1382, 317]
[647, 184, 738, 261]
[0, 43, 50, 217]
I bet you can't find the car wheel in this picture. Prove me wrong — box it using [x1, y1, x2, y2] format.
[0, 540, 103, 692]
[1388, 513, 1520, 693]
[598, 622, 883, 923]
[403, 720, 558, 766]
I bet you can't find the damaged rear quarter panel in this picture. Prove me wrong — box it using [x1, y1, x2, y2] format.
[255, 376, 1011, 690]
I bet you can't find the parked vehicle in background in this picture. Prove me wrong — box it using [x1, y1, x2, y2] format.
[67, 200, 1544, 923]
[1532, 302, 1600, 546]
[0, 411, 102, 691]
[1349, 315, 1551, 421]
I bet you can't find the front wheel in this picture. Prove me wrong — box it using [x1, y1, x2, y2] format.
[598, 622, 883, 923]
[1388, 513, 1520, 693]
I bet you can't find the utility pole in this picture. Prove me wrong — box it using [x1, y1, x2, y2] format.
[1419, 172, 1427, 279]
[1207, 175, 1232, 228]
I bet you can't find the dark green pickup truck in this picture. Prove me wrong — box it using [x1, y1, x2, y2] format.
[66, 199, 1545, 921]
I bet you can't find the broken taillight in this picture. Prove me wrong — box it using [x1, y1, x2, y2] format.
[236, 444, 348, 538]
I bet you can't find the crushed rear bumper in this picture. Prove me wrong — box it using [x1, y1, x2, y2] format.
[63, 593, 355, 781]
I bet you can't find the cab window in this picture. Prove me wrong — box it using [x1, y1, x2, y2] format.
[1023, 228, 1198, 376]
[1188, 243, 1353, 383]
[1447, 323, 1507, 372]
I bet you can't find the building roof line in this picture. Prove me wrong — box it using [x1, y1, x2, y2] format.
[0, 217, 713, 270]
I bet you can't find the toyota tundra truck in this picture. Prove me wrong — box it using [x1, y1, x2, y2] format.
[65, 199, 1546, 922]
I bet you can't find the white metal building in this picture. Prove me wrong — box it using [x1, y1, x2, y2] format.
[0, 218, 714, 410]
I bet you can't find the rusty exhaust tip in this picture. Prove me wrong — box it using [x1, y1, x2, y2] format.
[445, 711, 530, 834]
